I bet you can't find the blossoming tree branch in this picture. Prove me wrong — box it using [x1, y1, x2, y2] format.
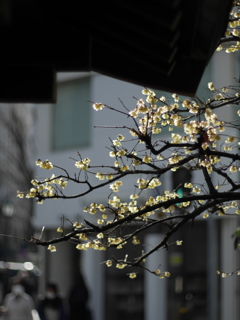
[16, 81, 240, 279]
[16, 1, 240, 279]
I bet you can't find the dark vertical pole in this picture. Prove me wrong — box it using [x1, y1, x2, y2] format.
[207, 215, 218, 320]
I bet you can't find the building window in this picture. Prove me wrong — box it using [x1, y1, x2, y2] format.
[52, 77, 91, 151]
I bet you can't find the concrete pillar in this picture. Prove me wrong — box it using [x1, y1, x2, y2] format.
[144, 233, 167, 320]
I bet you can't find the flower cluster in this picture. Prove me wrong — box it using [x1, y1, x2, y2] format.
[216, 2, 240, 53]
[75, 158, 91, 170]
[36, 159, 53, 170]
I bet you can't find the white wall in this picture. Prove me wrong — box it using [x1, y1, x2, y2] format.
[144, 234, 167, 320]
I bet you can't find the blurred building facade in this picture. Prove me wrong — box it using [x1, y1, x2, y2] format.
[33, 51, 240, 320]
[0, 104, 39, 300]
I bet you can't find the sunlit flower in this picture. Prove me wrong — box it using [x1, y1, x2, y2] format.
[132, 159, 141, 166]
[89, 208, 97, 215]
[226, 47, 239, 53]
[39, 160, 53, 170]
[109, 151, 116, 157]
[192, 187, 201, 194]
[98, 204, 106, 212]
[183, 201, 190, 207]
[75, 158, 90, 170]
[137, 178, 148, 189]
[129, 109, 138, 118]
[17, 191, 24, 198]
[176, 240, 183, 245]
[169, 155, 183, 164]
[110, 181, 123, 192]
[142, 89, 155, 96]
[208, 82, 215, 91]
[138, 105, 149, 113]
[97, 232, 104, 239]
[78, 233, 88, 240]
[76, 244, 85, 250]
[201, 142, 209, 150]
[216, 45, 223, 51]
[146, 95, 158, 104]
[48, 245, 56, 252]
[152, 127, 162, 134]
[230, 166, 237, 172]
[171, 133, 182, 143]
[205, 108, 212, 119]
[225, 136, 236, 143]
[184, 183, 193, 188]
[31, 179, 39, 186]
[114, 161, 120, 167]
[35, 159, 42, 166]
[93, 103, 105, 111]
[172, 93, 179, 102]
[113, 140, 121, 146]
[117, 149, 126, 157]
[189, 107, 198, 114]
[117, 134, 125, 141]
[148, 178, 161, 188]
[106, 260, 112, 267]
[132, 236, 140, 245]
[73, 222, 82, 228]
[223, 146, 232, 151]
[215, 93, 224, 100]
[96, 173, 105, 180]
[116, 263, 127, 269]
[159, 96, 166, 102]
[142, 155, 152, 163]
[121, 165, 129, 171]
[218, 126, 225, 132]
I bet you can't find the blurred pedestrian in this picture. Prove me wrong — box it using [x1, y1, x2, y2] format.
[0, 277, 35, 320]
[37, 282, 67, 320]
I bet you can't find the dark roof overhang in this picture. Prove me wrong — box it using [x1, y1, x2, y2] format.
[0, 0, 232, 103]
